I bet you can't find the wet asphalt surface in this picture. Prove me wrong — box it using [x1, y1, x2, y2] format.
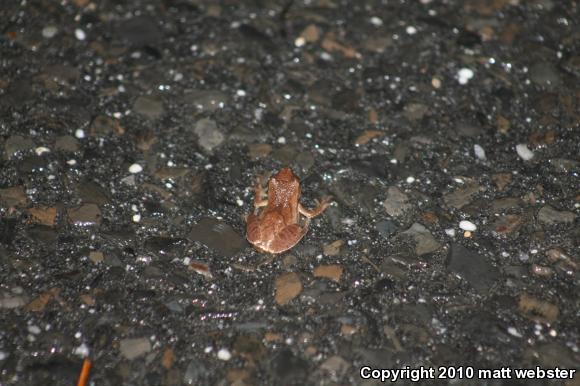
[1, 0, 579, 385]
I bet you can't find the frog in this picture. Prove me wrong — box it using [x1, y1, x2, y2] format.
[246, 167, 332, 254]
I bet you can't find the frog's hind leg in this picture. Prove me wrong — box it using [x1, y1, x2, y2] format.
[269, 220, 310, 254]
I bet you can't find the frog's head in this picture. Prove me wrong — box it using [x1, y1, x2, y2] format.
[274, 167, 298, 183]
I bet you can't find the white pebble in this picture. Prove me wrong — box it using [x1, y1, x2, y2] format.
[132, 214, 141, 223]
[128, 163, 143, 174]
[370, 17, 383, 26]
[27, 325, 41, 335]
[236, 199, 244, 207]
[473, 144, 486, 160]
[406, 26, 417, 35]
[515, 144, 534, 161]
[445, 228, 456, 237]
[277, 136, 286, 144]
[217, 348, 231, 361]
[74, 28, 86, 41]
[459, 220, 477, 231]
[507, 327, 522, 338]
[42, 26, 57, 39]
[431, 77, 441, 89]
[294, 36, 306, 47]
[67, 159, 77, 165]
[73, 343, 90, 358]
[406, 176, 415, 183]
[236, 89, 246, 97]
[457, 68, 474, 85]
[0, 351, 8, 361]
[75, 129, 85, 139]
[35, 147, 50, 156]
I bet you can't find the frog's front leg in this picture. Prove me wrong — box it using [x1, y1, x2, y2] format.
[253, 176, 268, 208]
[298, 196, 332, 218]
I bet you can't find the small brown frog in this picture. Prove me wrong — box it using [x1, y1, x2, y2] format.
[246, 167, 331, 254]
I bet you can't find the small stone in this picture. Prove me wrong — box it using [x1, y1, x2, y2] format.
[457, 68, 474, 84]
[319, 355, 350, 380]
[217, 348, 232, 361]
[0, 293, 29, 309]
[27, 207, 58, 226]
[119, 337, 151, 360]
[447, 243, 499, 292]
[376, 219, 398, 237]
[193, 118, 224, 152]
[473, 144, 486, 160]
[133, 95, 164, 120]
[161, 347, 174, 370]
[54, 135, 79, 152]
[89, 251, 104, 264]
[313, 264, 343, 282]
[518, 293, 559, 323]
[275, 272, 302, 305]
[383, 186, 412, 217]
[538, 205, 576, 225]
[323, 240, 344, 256]
[400, 223, 441, 256]
[529, 62, 561, 87]
[355, 130, 383, 145]
[42, 25, 58, 39]
[4, 135, 34, 159]
[189, 218, 246, 257]
[247, 143, 272, 158]
[459, 220, 477, 231]
[67, 204, 102, 226]
[493, 214, 523, 234]
[128, 163, 143, 174]
[515, 144, 534, 161]
[0, 186, 28, 207]
[74, 28, 86, 41]
[34, 147, 50, 156]
[443, 182, 480, 209]
[75, 129, 86, 139]
[492, 173, 512, 191]
[299, 24, 321, 43]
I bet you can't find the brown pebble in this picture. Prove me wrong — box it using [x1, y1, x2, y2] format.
[340, 324, 358, 336]
[313, 264, 343, 282]
[274, 272, 302, 305]
[530, 264, 552, 277]
[518, 293, 559, 323]
[247, 143, 272, 159]
[161, 347, 174, 370]
[323, 240, 344, 256]
[354, 130, 383, 145]
[89, 251, 104, 264]
[27, 206, 58, 226]
[300, 24, 321, 43]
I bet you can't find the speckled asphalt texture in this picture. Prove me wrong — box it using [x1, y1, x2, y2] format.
[0, 1, 579, 385]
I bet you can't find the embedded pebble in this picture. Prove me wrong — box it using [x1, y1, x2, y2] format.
[74, 28, 86, 41]
[119, 338, 151, 360]
[129, 163, 143, 174]
[457, 68, 474, 84]
[515, 144, 534, 161]
[193, 118, 224, 152]
[35, 147, 50, 156]
[75, 129, 86, 139]
[473, 144, 486, 160]
[459, 220, 477, 231]
[217, 348, 232, 361]
[275, 272, 302, 305]
[42, 26, 57, 39]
